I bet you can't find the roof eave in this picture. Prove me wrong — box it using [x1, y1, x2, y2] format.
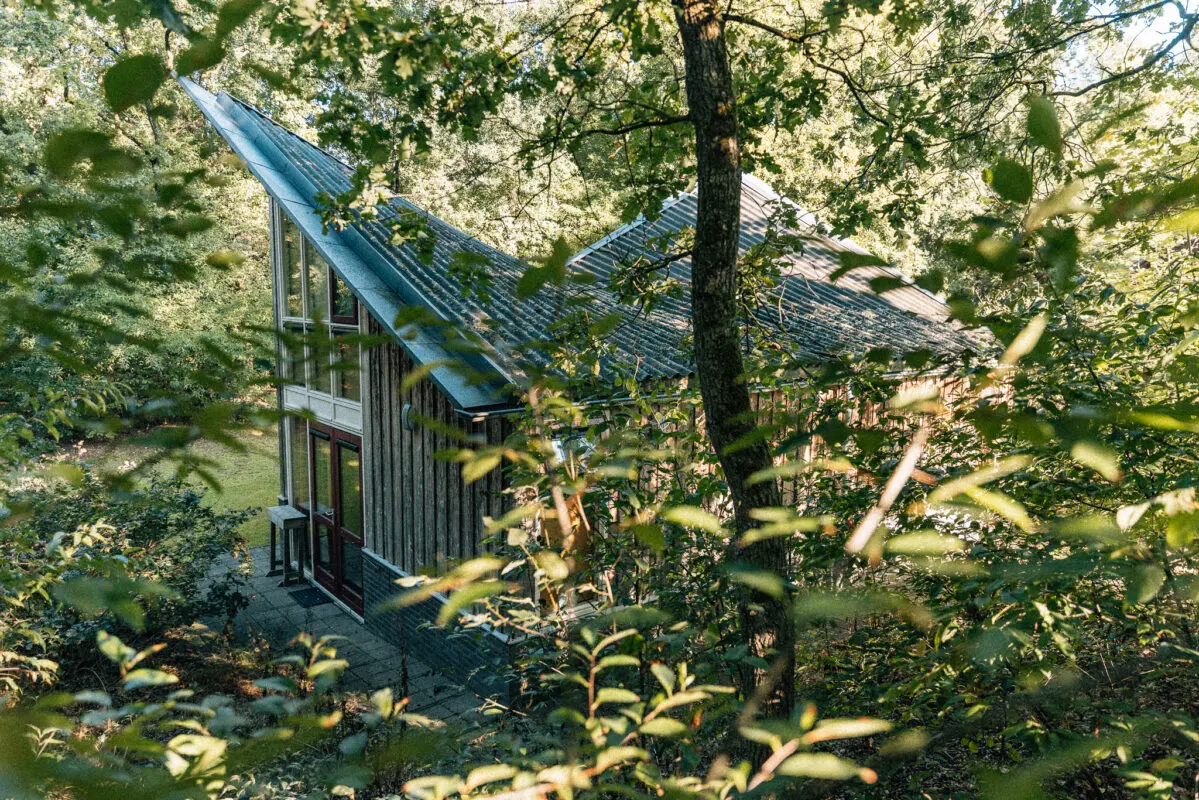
[177, 76, 517, 413]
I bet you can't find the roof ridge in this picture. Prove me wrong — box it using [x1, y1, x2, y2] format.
[567, 187, 693, 267]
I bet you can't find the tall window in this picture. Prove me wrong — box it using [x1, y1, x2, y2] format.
[289, 416, 309, 511]
[282, 218, 303, 318]
[274, 206, 361, 401]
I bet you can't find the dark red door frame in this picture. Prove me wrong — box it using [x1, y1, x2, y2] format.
[307, 421, 364, 613]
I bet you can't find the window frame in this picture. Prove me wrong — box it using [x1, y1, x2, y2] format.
[273, 204, 363, 402]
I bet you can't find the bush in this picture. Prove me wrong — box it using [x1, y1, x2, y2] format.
[0, 471, 251, 697]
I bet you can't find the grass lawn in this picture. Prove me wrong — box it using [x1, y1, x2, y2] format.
[80, 426, 281, 547]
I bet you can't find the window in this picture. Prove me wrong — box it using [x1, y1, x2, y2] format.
[333, 330, 360, 401]
[330, 271, 358, 325]
[306, 240, 328, 321]
[289, 416, 310, 512]
[282, 217, 303, 319]
[309, 323, 331, 394]
[274, 204, 362, 402]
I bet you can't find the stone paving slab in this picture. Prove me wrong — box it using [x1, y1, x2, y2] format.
[206, 546, 478, 724]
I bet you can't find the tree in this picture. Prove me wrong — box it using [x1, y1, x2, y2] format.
[161, 0, 1199, 717]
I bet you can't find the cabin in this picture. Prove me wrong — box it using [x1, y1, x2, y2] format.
[179, 78, 975, 694]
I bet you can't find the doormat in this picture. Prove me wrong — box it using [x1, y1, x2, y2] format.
[289, 587, 332, 608]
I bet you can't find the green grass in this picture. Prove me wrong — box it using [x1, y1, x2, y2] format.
[82, 427, 281, 547]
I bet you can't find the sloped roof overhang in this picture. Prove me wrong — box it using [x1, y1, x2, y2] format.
[179, 77, 518, 415]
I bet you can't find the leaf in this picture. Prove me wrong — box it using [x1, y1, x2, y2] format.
[989, 159, 1033, 204]
[103, 55, 167, 113]
[1070, 440, 1122, 482]
[640, 718, 688, 737]
[662, 506, 724, 534]
[803, 718, 893, 743]
[461, 451, 501, 484]
[999, 314, 1047, 366]
[1127, 564, 1165, 604]
[776, 753, 874, 782]
[595, 687, 641, 706]
[1027, 96, 1062, 157]
[44, 129, 131, 178]
[253, 676, 298, 693]
[463, 764, 517, 792]
[97, 631, 136, 667]
[176, 38, 226, 75]
[516, 238, 571, 298]
[869, 276, 907, 294]
[885, 531, 966, 556]
[436, 580, 505, 626]
[830, 251, 888, 282]
[650, 662, 675, 693]
[593, 746, 649, 774]
[596, 654, 640, 671]
[124, 668, 179, 691]
[1166, 513, 1198, 550]
[727, 568, 786, 600]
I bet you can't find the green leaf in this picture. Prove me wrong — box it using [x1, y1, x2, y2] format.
[830, 251, 889, 282]
[463, 765, 517, 792]
[596, 654, 640, 671]
[1166, 513, 1198, 550]
[650, 662, 675, 693]
[595, 687, 641, 706]
[989, 159, 1033, 204]
[1027, 96, 1062, 157]
[805, 718, 893, 743]
[1127, 564, 1165, 604]
[124, 668, 179, 691]
[44, 129, 125, 178]
[593, 746, 649, 773]
[461, 451, 501, 484]
[176, 38, 226, 74]
[97, 631, 135, 667]
[662, 506, 724, 534]
[1070, 440, 1122, 482]
[436, 580, 505, 625]
[776, 753, 870, 781]
[253, 676, 298, 693]
[727, 568, 786, 600]
[640, 718, 688, 737]
[885, 531, 966, 556]
[103, 55, 167, 113]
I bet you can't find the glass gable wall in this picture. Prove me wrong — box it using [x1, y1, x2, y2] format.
[276, 214, 360, 401]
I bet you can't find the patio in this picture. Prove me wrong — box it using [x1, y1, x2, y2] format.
[206, 545, 480, 723]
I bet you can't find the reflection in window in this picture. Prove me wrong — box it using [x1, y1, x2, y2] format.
[312, 432, 333, 519]
[308, 323, 331, 394]
[331, 271, 357, 322]
[306, 241, 328, 321]
[342, 538, 363, 594]
[290, 417, 309, 512]
[334, 332, 360, 402]
[282, 217, 303, 318]
[338, 442, 361, 536]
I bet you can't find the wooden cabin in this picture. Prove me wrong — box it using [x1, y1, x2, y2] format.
[179, 78, 974, 694]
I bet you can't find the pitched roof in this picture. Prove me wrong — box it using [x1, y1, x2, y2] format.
[180, 78, 974, 412]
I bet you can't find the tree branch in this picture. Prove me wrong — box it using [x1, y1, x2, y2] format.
[723, 13, 828, 45]
[1052, 12, 1197, 97]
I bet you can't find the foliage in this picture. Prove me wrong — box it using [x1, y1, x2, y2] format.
[0, 471, 251, 698]
[0, 0, 1197, 796]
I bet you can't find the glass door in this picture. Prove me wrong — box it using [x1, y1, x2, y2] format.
[307, 422, 364, 613]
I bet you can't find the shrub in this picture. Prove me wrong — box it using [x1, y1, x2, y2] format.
[0, 471, 251, 697]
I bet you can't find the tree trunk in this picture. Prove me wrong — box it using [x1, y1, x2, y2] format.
[674, 0, 795, 716]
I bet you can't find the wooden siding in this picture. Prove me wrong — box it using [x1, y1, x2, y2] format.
[361, 314, 509, 575]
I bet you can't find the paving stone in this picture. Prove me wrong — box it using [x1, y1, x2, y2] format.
[199, 545, 472, 719]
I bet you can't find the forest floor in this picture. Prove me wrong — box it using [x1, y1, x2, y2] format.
[75, 425, 280, 547]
